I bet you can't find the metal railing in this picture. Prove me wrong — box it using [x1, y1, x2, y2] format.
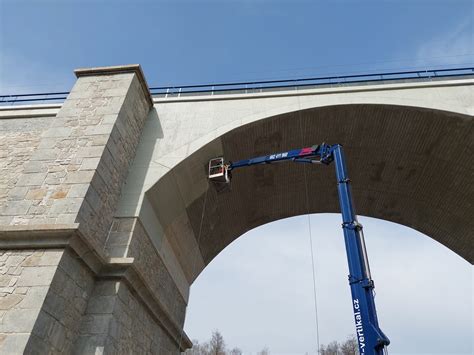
[1, 67, 473, 105]
[149, 67, 474, 98]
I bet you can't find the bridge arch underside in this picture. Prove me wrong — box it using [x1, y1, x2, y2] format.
[147, 104, 473, 275]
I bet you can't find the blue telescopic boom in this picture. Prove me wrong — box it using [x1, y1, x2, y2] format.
[214, 143, 390, 354]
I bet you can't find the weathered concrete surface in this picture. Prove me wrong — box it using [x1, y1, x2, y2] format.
[148, 104, 473, 268]
[0, 67, 472, 354]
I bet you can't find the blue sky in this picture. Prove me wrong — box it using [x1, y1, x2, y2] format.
[1, 0, 473, 93]
[1, 0, 473, 354]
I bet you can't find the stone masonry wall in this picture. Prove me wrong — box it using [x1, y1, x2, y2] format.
[74, 280, 179, 354]
[108, 282, 180, 354]
[24, 248, 95, 353]
[0, 249, 64, 353]
[0, 117, 53, 226]
[0, 70, 151, 257]
[73, 73, 151, 251]
[0, 66, 191, 353]
[106, 218, 187, 327]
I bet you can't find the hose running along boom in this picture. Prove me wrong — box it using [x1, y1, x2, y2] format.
[208, 143, 390, 354]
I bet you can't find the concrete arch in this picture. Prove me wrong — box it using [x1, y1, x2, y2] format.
[144, 103, 473, 286]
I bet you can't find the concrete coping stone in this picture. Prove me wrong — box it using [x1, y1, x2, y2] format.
[0, 103, 62, 111]
[74, 64, 153, 108]
[153, 77, 474, 104]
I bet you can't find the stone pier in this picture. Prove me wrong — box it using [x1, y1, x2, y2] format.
[0, 65, 191, 353]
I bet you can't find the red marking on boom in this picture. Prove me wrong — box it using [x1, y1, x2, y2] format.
[299, 147, 314, 156]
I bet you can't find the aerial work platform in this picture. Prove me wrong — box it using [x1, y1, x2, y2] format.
[209, 144, 390, 354]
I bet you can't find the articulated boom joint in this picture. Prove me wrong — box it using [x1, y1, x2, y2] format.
[342, 221, 363, 231]
[338, 178, 351, 184]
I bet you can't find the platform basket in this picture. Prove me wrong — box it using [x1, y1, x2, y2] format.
[208, 157, 229, 183]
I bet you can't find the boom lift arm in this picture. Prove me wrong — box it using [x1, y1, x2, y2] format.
[208, 144, 390, 354]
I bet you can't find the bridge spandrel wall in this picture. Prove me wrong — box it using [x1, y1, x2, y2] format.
[133, 79, 473, 271]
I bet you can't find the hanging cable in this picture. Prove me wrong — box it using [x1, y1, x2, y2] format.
[297, 96, 321, 354]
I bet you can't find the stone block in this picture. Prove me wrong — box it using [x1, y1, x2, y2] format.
[92, 281, 120, 297]
[7, 266, 22, 276]
[75, 146, 105, 158]
[55, 213, 77, 224]
[23, 334, 50, 354]
[95, 161, 113, 188]
[0, 275, 12, 287]
[22, 255, 41, 267]
[17, 266, 57, 287]
[80, 157, 101, 171]
[18, 286, 48, 309]
[56, 254, 81, 280]
[94, 96, 125, 115]
[86, 296, 116, 314]
[23, 250, 62, 267]
[15, 172, 47, 186]
[0, 333, 30, 354]
[64, 170, 95, 184]
[84, 186, 101, 213]
[14, 287, 28, 295]
[30, 149, 58, 161]
[0, 201, 32, 216]
[44, 172, 66, 185]
[84, 124, 114, 136]
[29, 309, 52, 340]
[100, 114, 117, 125]
[22, 161, 47, 173]
[0, 308, 39, 332]
[79, 314, 111, 334]
[103, 86, 130, 97]
[73, 334, 108, 354]
[42, 291, 65, 321]
[25, 188, 47, 200]
[49, 198, 84, 214]
[107, 317, 121, 341]
[91, 134, 110, 146]
[106, 245, 128, 258]
[67, 184, 90, 198]
[38, 138, 58, 150]
[5, 255, 26, 268]
[107, 231, 132, 246]
[42, 127, 73, 138]
[115, 218, 136, 232]
[50, 188, 69, 199]
[0, 287, 14, 294]
[0, 216, 12, 225]
[0, 294, 22, 310]
[48, 319, 67, 351]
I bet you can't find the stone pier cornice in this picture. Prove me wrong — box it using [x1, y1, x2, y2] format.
[0, 224, 192, 350]
[74, 64, 153, 107]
